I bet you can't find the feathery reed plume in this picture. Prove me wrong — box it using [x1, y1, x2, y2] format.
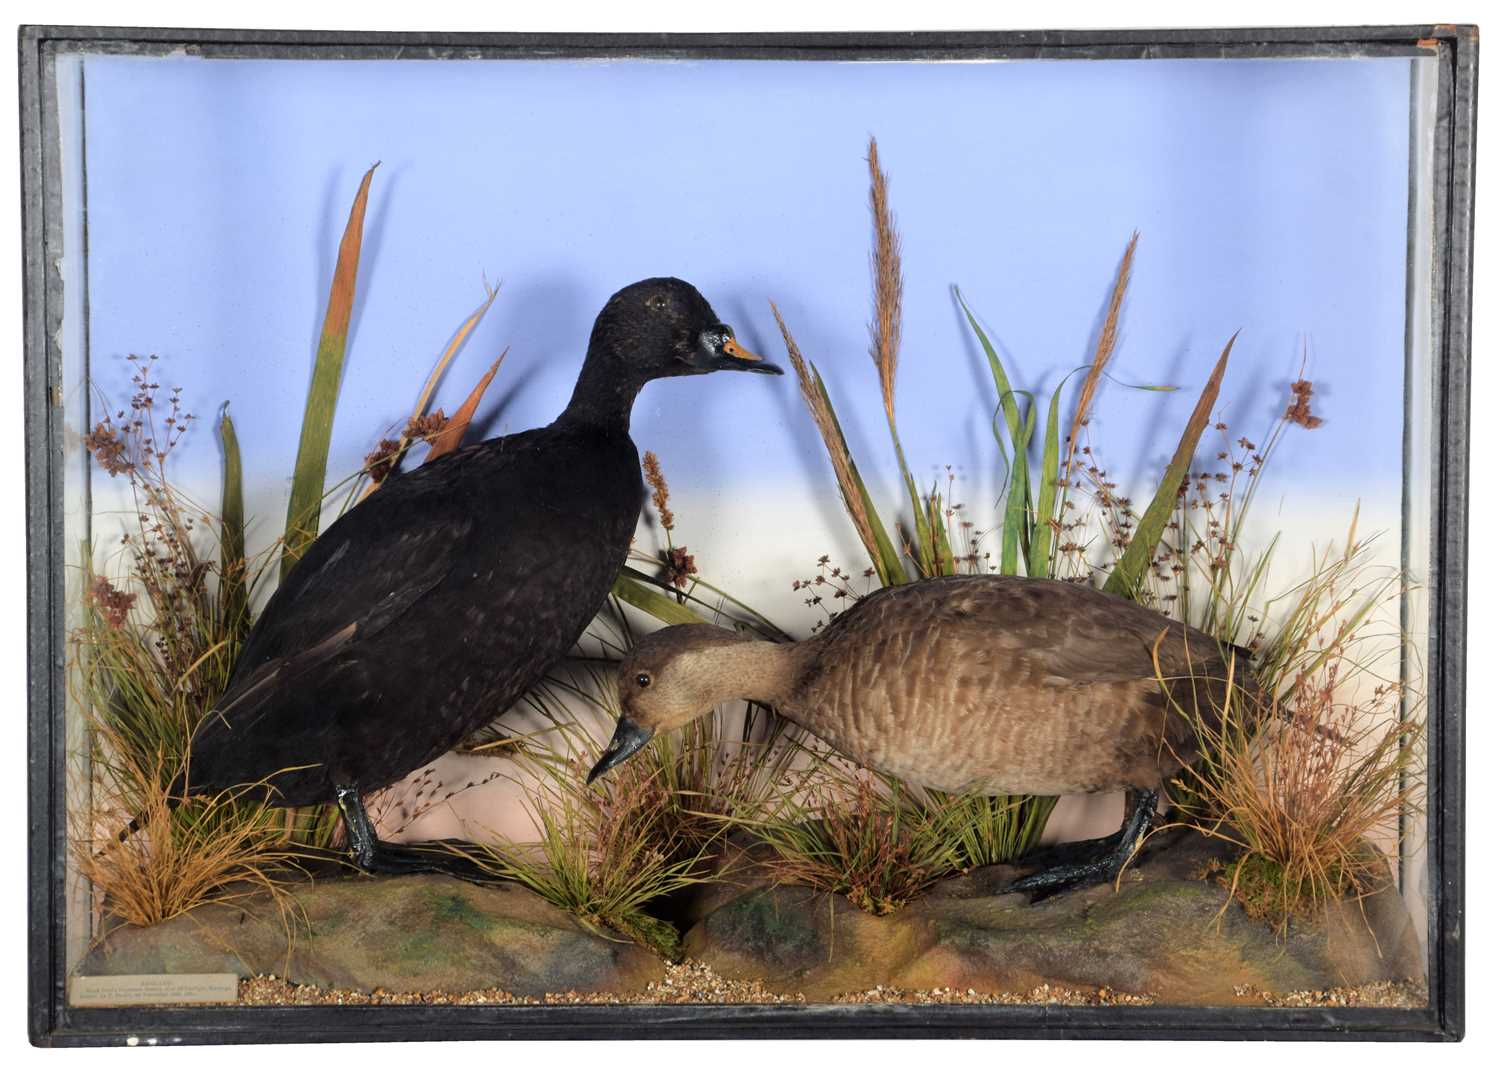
[865, 137, 934, 573]
[642, 450, 675, 532]
[1061, 232, 1137, 486]
[866, 137, 904, 429]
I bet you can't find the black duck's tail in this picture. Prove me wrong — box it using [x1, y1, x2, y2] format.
[113, 771, 188, 844]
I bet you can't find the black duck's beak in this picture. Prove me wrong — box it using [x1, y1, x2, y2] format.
[586, 717, 656, 783]
[694, 326, 784, 376]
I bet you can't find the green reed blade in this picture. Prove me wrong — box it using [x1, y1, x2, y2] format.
[611, 571, 709, 626]
[1028, 378, 1065, 578]
[999, 391, 1036, 576]
[217, 407, 248, 638]
[282, 163, 379, 579]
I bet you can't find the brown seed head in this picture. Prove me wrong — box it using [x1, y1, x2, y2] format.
[665, 545, 697, 589]
[404, 409, 448, 441]
[363, 437, 402, 483]
[88, 576, 137, 628]
[84, 421, 131, 476]
[1286, 379, 1323, 429]
[642, 450, 674, 531]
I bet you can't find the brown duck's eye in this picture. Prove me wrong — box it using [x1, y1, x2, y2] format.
[635, 673, 652, 688]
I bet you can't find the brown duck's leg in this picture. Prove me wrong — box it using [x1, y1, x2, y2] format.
[1002, 788, 1160, 897]
[334, 784, 490, 879]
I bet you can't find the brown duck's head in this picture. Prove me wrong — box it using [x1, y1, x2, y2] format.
[587, 624, 747, 783]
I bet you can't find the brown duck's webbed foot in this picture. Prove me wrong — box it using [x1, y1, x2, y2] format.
[1002, 788, 1160, 898]
[334, 785, 492, 881]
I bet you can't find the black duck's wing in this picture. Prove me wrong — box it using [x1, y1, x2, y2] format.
[227, 444, 488, 686]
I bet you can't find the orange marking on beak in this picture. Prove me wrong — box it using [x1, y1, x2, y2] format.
[722, 337, 765, 363]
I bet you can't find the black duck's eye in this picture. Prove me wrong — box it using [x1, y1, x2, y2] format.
[635, 673, 652, 688]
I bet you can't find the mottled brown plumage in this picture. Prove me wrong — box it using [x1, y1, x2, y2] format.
[601, 575, 1251, 798]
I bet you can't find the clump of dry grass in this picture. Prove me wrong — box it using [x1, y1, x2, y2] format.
[452, 724, 728, 958]
[743, 756, 965, 916]
[1155, 530, 1424, 933]
[458, 567, 800, 955]
[737, 751, 1062, 915]
[72, 721, 307, 934]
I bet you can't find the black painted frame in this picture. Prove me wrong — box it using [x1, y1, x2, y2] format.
[21, 23, 1475, 1045]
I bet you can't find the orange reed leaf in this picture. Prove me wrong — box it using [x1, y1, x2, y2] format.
[429, 348, 508, 461]
[413, 282, 501, 424]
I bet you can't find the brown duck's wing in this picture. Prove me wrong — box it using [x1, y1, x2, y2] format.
[846, 575, 1237, 686]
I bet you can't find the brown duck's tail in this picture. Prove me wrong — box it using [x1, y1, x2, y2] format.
[1225, 644, 1352, 748]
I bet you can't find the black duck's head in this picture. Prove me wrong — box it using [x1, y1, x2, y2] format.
[587, 277, 784, 382]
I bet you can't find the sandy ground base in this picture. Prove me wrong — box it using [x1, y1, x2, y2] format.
[232, 960, 1424, 1008]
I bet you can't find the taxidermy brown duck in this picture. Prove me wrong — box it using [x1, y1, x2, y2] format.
[184, 277, 782, 874]
[590, 574, 1255, 894]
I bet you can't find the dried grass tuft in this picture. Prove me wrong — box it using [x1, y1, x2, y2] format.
[743, 755, 962, 916]
[1155, 533, 1424, 934]
[73, 721, 308, 935]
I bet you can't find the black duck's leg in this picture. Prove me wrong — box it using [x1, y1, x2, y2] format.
[1003, 787, 1160, 897]
[335, 784, 384, 872]
[335, 784, 492, 880]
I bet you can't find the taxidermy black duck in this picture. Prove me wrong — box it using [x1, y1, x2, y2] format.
[590, 574, 1255, 894]
[187, 277, 782, 872]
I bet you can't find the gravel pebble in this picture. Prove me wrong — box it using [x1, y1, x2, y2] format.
[828, 981, 1154, 1006]
[233, 965, 1423, 1009]
[237, 961, 801, 1006]
[1231, 979, 1425, 1008]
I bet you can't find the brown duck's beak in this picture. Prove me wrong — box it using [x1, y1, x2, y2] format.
[586, 717, 655, 784]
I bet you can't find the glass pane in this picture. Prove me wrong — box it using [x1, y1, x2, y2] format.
[51, 45, 1440, 1017]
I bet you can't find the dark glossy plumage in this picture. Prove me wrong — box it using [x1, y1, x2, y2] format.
[188, 277, 781, 810]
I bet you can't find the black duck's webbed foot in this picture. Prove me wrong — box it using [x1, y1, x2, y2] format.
[334, 785, 496, 881]
[1003, 788, 1160, 899]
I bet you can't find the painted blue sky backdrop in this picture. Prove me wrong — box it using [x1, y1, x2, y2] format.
[71, 53, 1412, 566]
